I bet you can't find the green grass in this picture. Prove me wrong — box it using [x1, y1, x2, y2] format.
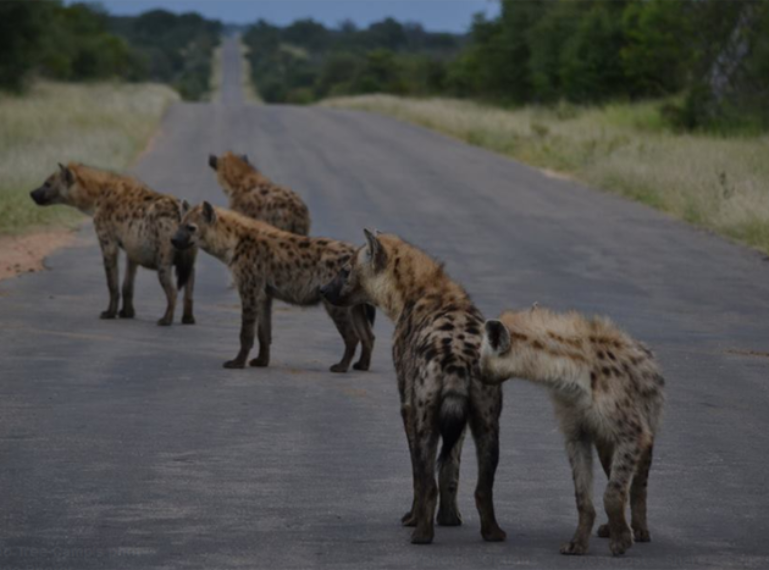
[0, 81, 178, 234]
[323, 95, 769, 254]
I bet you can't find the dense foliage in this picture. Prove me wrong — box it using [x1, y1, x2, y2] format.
[242, 18, 463, 104]
[0, 2, 221, 101]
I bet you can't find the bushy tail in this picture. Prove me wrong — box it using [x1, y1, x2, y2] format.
[365, 304, 376, 327]
[437, 378, 470, 469]
[174, 248, 196, 290]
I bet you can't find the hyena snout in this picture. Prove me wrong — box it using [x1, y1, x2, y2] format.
[171, 230, 192, 250]
[30, 187, 51, 206]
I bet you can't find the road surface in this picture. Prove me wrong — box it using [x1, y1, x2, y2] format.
[2, 36, 768, 570]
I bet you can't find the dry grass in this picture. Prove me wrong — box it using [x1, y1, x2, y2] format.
[0, 81, 178, 234]
[323, 95, 769, 254]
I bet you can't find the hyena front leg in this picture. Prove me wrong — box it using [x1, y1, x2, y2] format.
[559, 431, 596, 555]
[409, 406, 440, 544]
[119, 258, 138, 319]
[630, 442, 654, 543]
[249, 294, 272, 367]
[469, 383, 506, 542]
[225, 286, 261, 369]
[595, 439, 615, 539]
[604, 436, 643, 556]
[156, 263, 177, 326]
[99, 238, 120, 319]
[436, 428, 465, 527]
[323, 302, 358, 373]
[350, 304, 374, 371]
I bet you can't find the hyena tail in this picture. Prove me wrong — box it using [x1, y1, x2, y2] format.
[174, 248, 196, 290]
[437, 384, 469, 469]
[365, 304, 376, 327]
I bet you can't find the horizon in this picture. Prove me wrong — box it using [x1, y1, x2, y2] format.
[77, 0, 500, 33]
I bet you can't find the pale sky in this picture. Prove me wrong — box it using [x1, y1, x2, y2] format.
[86, 0, 500, 32]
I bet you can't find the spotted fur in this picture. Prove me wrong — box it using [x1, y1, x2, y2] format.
[209, 152, 310, 235]
[173, 203, 374, 372]
[30, 163, 196, 325]
[320, 231, 506, 545]
[481, 306, 665, 556]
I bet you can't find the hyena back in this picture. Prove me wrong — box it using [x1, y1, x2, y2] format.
[209, 152, 311, 235]
[172, 203, 374, 372]
[481, 306, 664, 556]
[30, 163, 196, 325]
[320, 230, 505, 544]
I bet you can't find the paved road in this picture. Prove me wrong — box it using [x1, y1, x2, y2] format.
[2, 36, 769, 570]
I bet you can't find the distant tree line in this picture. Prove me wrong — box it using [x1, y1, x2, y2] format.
[0, 2, 221, 101]
[242, 18, 464, 104]
[244, 1, 769, 130]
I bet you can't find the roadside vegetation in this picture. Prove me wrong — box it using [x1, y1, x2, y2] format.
[324, 95, 769, 253]
[0, 81, 178, 234]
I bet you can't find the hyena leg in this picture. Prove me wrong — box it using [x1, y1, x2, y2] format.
[156, 264, 177, 326]
[225, 287, 260, 369]
[604, 437, 643, 556]
[630, 441, 654, 543]
[99, 239, 120, 319]
[436, 428, 465, 527]
[350, 304, 375, 371]
[400, 403, 419, 527]
[560, 431, 596, 555]
[119, 258, 138, 319]
[182, 265, 196, 325]
[249, 294, 272, 368]
[323, 302, 358, 373]
[595, 439, 615, 539]
[410, 417, 440, 544]
[470, 384, 506, 542]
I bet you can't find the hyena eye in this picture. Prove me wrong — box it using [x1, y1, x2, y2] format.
[186, 224, 197, 232]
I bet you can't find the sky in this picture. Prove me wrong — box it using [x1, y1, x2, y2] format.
[82, 0, 500, 33]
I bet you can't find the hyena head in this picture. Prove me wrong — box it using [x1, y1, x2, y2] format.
[479, 318, 515, 385]
[30, 163, 77, 207]
[172, 201, 216, 251]
[208, 151, 255, 195]
[320, 229, 388, 308]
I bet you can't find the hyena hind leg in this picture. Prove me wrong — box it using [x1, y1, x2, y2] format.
[350, 304, 375, 371]
[249, 295, 272, 368]
[630, 442, 654, 543]
[156, 265, 177, 326]
[323, 303, 358, 373]
[560, 432, 596, 555]
[595, 439, 615, 539]
[119, 258, 138, 319]
[437, 428, 465, 527]
[604, 437, 643, 556]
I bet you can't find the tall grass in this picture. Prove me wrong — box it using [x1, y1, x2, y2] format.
[0, 81, 178, 234]
[323, 95, 769, 254]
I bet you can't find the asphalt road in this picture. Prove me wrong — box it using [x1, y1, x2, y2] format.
[2, 36, 769, 570]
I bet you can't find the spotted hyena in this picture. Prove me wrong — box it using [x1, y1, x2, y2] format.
[208, 152, 310, 235]
[320, 230, 506, 545]
[30, 163, 196, 325]
[480, 306, 665, 556]
[172, 202, 374, 372]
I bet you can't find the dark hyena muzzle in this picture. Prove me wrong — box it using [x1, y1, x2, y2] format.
[171, 227, 194, 250]
[319, 267, 352, 306]
[30, 185, 56, 206]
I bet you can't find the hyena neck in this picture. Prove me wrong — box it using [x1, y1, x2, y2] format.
[201, 221, 239, 264]
[69, 165, 116, 215]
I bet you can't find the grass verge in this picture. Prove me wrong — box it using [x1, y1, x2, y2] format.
[0, 81, 178, 234]
[323, 95, 769, 254]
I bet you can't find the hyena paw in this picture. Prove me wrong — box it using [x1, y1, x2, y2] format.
[401, 510, 417, 527]
[156, 317, 173, 327]
[223, 359, 245, 369]
[436, 508, 462, 527]
[182, 315, 196, 325]
[610, 529, 633, 556]
[410, 528, 434, 545]
[597, 523, 610, 538]
[481, 524, 507, 542]
[118, 308, 135, 319]
[329, 363, 349, 373]
[249, 357, 269, 368]
[560, 541, 589, 555]
[100, 310, 117, 320]
[633, 527, 651, 543]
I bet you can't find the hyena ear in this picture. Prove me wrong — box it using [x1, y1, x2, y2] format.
[241, 154, 250, 164]
[58, 163, 74, 186]
[363, 228, 387, 272]
[208, 155, 218, 171]
[202, 201, 217, 224]
[179, 199, 190, 217]
[485, 320, 511, 354]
